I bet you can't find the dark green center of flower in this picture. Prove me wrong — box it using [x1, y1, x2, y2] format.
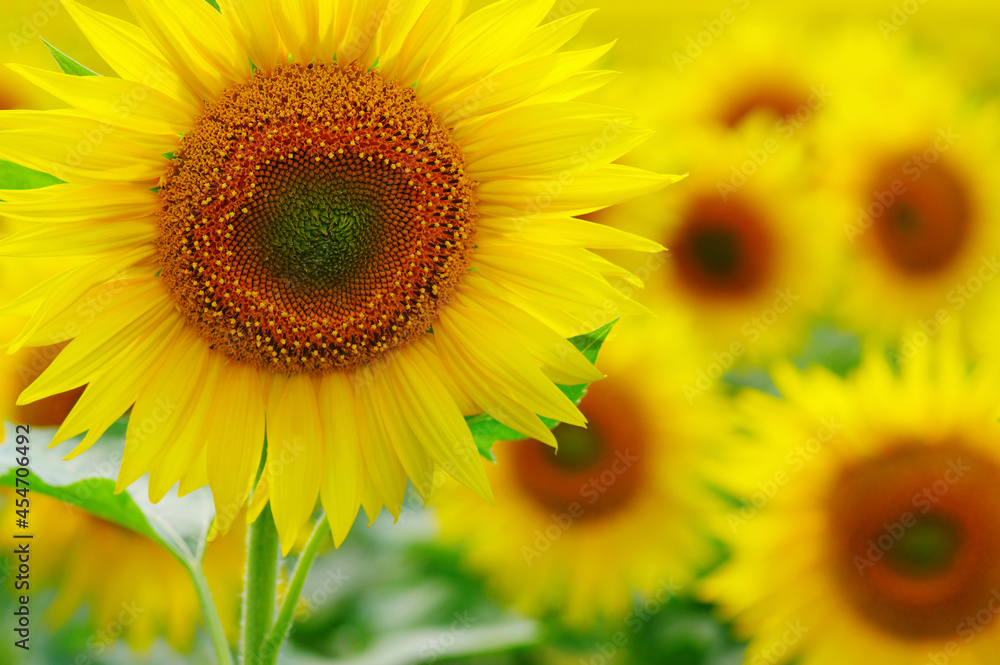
[670, 195, 775, 300]
[885, 514, 963, 578]
[829, 443, 1000, 640]
[869, 156, 972, 276]
[256, 167, 385, 295]
[690, 227, 741, 277]
[547, 423, 606, 471]
[510, 379, 647, 520]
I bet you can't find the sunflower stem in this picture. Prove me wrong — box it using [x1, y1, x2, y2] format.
[242, 505, 280, 665]
[184, 556, 235, 665]
[260, 512, 329, 665]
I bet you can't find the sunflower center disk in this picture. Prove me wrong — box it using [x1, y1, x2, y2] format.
[722, 82, 809, 127]
[828, 444, 1000, 639]
[156, 63, 478, 373]
[511, 380, 647, 520]
[869, 155, 971, 276]
[670, 195, 775, 300]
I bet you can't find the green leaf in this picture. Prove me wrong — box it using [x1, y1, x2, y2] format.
[0, 430, 234, 663]
[0, 471, 161, 542]
[0, 430, 211, 564]
[42, 38, 98, 77]
[0, 160, 62, 190]
[465, 319, 616, 459]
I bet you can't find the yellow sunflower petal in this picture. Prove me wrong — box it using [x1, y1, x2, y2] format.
[18, 282, 171, 404]
[148, 357, 222, 502]
[373, 0, 431, 79]
[317, 371, 363, 547]
[0, 183, 159, 223]
[374, 365, 436, 498]
[3, 246, 154, 353]
[477, 165, 677, 219]
[62, 0, 199, 111]
[393, 342, 493, 502]
[417, 0, 554, 104]
[116, 328, 211, 491]
[393, 0, 468, 85]
[207, 361, 266, 523]
[0, 123, 166, 186]
[53, 312, 183, 455]
[440, 43, 614, 125]
[7, 64, 192, 139]
[126, 0, 248, 100]
[219, 0, 283, 72]
[0, 220, 155, 258]
[355, 375, 408, 518]
[266, 374, 324, 554]
[459, 104, 650, 179]
[437, 294, 586, 426]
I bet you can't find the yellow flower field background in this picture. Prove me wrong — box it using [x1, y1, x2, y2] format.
[0, 0, 999, 664]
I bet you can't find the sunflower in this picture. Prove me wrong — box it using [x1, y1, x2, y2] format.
[594, 123, 838, 363]
[0, 488, 244, 651]
[822, 38, 1000, 345]
[433, 319, 721, 626]
[701, 335, 1000, 665]
[0, 0, 669, 553]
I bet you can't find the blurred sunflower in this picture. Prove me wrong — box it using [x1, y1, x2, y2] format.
[702, 336, 1000, 665]
[0, 0, 669, 552]
[597, 124, 838, 362]
[0, 489, 244, 651]
[434, 319, 722, 626]
[823, 40, 1000, 344]
[597, 15, 834, 139]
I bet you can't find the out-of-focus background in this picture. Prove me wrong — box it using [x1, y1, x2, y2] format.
[2, 0, 1000, 663]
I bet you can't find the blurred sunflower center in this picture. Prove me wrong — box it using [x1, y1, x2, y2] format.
[13, 343, 83, 426]
[510, 380, 646, 520]
[156, 62, 478, 374]
[722, 82, 809, 127]
[869, 156, 971, 276]
[828, 443, 1000, 639]
[670, 196, 775, 299]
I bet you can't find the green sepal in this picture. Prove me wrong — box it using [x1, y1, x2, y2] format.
[42, 38, 98, 76]
[0, 160, 62, 190]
